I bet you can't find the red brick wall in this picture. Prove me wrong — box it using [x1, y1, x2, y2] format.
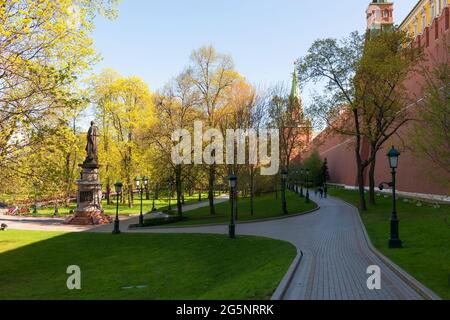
[304, 9, 450, 197]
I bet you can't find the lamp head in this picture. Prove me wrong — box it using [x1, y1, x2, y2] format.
[228, 174, 237, 188]
[114, 182, 123, 194]
[387, 146, 400, 169]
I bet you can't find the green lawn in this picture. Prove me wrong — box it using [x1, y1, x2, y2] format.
[164, 190, 318, 226]
[19, 193, 211, 217]
[329, 188, 450, 300]
[0, 230, 296, 300]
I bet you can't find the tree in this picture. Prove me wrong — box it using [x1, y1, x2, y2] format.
[90, 69, 122, 205]
[298, 29, 422, 209]
[411, 48, 450, 188]
[356, 29, 423, 205]
[149, 71, 201, 217]
[302, 151, 323, 187]
[320, 158, 330, 187]
[186, 46, 237, 215]
[0, 0, 120, 205]
[0, 0, 119, 179]
[90, 73, 153, 208]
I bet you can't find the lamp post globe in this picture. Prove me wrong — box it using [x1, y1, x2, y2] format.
[135, 176, 146, 227]
[112, 182, 123, 234]
[387, 146, 400, 170]
[228, 174, 237, 239]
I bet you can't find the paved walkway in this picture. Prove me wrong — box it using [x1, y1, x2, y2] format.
[1, 193, 433, 300]
[93, 194, 429, 300]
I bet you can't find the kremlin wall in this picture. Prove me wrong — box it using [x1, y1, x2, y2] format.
[302, 0, 449, 201]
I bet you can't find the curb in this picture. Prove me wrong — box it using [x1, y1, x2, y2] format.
[271, 250, 304, 300]
[128, 205, 320, 231]
[332, 196, 442, 301]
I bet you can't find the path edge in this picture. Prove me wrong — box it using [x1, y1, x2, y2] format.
[128, 205, 320, 231]
[333, 196, 442, 301]
[271, 250, 304, 300]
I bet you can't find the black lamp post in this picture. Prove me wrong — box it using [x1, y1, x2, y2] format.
[135, 176, 148, 227]
[112, 181, 123, 234]
[380, 146, 402, 249]
[228, 174, 237, 239]
[299, 169, 304, 198]
[281, 168, 288, 215]
[152, 183, 157, 212]
[305, 168, 310, 203]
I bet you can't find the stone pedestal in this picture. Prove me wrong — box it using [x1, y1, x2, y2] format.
[65, 163, 112, 225]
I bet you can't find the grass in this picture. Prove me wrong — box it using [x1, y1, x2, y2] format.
[0, 230, 296, 300]
[10, 193, 211, 217]
[162, 190, 318, 226]
[329, 188, 450, 300]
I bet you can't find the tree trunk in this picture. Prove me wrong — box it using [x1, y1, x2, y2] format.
[146, 187, 150, 201]
[175, 165, 183, 218]
[368, 152, 377, 205]
[128, 184, 134, 208]
[106, 181, 111, 205]
[250, 166, 255, 216]
[356, 159, 367, 211]
[208, 164, 216, 215]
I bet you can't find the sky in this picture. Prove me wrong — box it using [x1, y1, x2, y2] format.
[85, 0, 418, 124]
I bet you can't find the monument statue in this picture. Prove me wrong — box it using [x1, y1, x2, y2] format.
[66, 120, 112, 226]
[85, 121, 99, 164]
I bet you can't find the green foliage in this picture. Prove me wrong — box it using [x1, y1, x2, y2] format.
[412, 58, 450, 187]
[302, 151, 323, 187]
[141, 216, 186, 227]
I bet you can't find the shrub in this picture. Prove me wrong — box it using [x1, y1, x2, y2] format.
[141, 215, 187, 227]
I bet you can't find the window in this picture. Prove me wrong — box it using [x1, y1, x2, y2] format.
[414, 21, 418, 35]
[431, 3, 435, 20]
[384, 9, 389, 18]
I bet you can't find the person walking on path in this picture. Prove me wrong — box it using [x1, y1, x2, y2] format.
[318, 187, 324, 198]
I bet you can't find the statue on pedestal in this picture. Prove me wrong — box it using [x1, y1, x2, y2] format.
[65, 120, 112, 226]
[85, 121, 99, 165]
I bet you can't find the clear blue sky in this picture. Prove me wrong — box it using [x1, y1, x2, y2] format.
[88, 0, 417, 117]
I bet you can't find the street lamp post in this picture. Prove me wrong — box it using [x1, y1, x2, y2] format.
[299, 169, 304, 198]
[112, 181, 123, 235]
[380, 147, 402, 249]
[305, 169, 310, 204]
[281, 168, 288, 215]
[228, 174, 237, 239]
[135, 176, 148, 227]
